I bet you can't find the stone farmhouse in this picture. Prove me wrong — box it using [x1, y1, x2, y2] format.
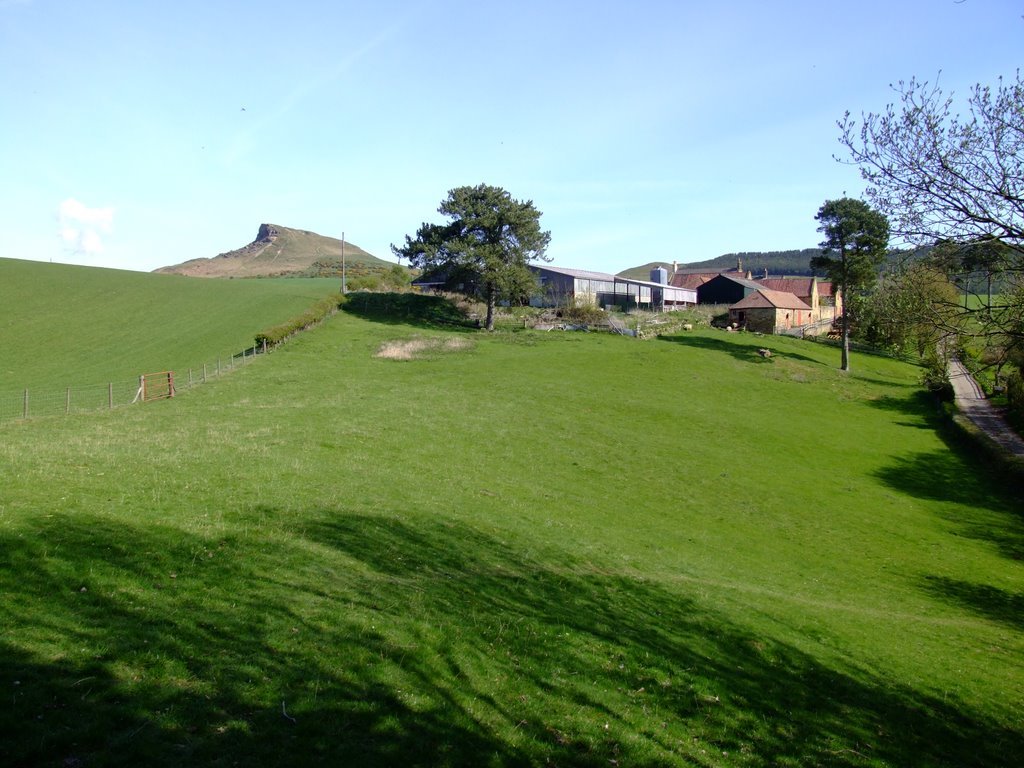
[728, 288, 814, 334]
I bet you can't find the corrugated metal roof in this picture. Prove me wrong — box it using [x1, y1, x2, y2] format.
[532, 265, 617, 281]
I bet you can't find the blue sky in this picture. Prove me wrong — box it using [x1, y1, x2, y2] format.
[2, 0, 1021, 274]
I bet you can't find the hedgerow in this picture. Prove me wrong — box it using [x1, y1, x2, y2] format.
[254, 293, 346, 348]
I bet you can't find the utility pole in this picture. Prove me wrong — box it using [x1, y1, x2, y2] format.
[341, 230, 347, 294]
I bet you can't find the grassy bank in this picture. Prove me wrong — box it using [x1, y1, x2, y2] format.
[1, 313, 1021, 766]
[0, 258, 342, 391]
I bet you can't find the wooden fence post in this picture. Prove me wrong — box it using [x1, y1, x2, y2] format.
[23, 389, 28, 419]
[66, 387, 71, 415]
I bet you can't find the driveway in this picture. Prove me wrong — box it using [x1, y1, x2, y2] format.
[948, 358, 1024, 457]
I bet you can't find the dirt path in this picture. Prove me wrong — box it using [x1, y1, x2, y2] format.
[948, 358, 1024, 457]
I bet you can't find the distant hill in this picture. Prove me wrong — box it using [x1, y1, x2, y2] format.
[618, 249, 822, 281]
[155, 223, 394, 278]
[619, 247, 936, 281]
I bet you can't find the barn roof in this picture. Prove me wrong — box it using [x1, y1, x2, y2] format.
[671, 272, 718, 290]
[730, 288, 812, 311]
[533, 265, 616, 281]
[706, 273, 765, 291]
[756, 277, 816, 298]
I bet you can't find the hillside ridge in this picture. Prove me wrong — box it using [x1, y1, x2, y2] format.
[155, 223, 392, 278]
[618, 249, 823, 280]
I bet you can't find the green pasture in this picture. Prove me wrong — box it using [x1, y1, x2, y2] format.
[0, 258, 341, 391]
[1, 305, 1022, 766]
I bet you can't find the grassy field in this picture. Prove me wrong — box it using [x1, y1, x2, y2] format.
[0, 258, 342, 393]
[1, 304, 1022, 766]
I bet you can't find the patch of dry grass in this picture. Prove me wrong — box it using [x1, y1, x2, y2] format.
[375, 336, 473, 360]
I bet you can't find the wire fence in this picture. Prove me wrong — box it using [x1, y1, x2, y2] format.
[0, 342, 267, 423]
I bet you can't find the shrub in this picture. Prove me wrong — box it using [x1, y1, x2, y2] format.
[921, 351, 954, 401]
[557, 303, 606, 324]
[1007, 370, 1024, 432]
[255, 293, 346, 348]
[343, 292, 475, 327]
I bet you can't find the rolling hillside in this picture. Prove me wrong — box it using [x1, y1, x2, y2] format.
[1, 305, 1021, 766]
[155, 223, 393, 278]
[0, 257, 341, 391]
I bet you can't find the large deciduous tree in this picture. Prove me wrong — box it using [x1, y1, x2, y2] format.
[859, 263, 962, 390]
[811, 198, 890, 371]
[838, 73, 1024, 353]
[392, 184, 551, 330]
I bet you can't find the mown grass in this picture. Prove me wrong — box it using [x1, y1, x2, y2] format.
[0, 258, 341, 391]
[1, 310, 1022, 767]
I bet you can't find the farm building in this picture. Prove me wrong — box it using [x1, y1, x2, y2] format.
[413, 263, 697, 312]
[531, 265, 696, 311]
[531, 266, 617, 307]
[696, 274, 765, 305]
[728, 289, 814, 333]
[670, 259, 752, 291]
[410, 266, 481, 294]
[671, 271, 720, 291]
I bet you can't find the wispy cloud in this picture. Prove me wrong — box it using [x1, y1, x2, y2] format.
[58, 198, 114, 255]
[223, 23, 404, 166]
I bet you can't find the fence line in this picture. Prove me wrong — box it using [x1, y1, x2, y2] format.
[0, 340, 268, 423]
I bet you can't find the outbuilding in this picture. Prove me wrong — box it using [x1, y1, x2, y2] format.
[696, 273, 765, 305]
[729, 289, 813, 333]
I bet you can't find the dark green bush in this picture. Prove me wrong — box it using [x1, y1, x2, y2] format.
[1007, 370, 1024, 432]
[557, 303, 606, 324]
[255, 293, 345, 348]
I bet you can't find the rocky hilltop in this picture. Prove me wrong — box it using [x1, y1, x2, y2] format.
[155, 224, 390, 278]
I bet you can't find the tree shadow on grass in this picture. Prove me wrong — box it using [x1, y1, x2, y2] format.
[342, 292, 479, 330]
[658, 333, 829, 367]
[873, 445, 1024, 562]
[3, 510, 1020, 767]
[874, 446, 1021, 509]
[0, 514, 527, 768]
[920, 575, 1024, 631]
[863, 391, 945, 430]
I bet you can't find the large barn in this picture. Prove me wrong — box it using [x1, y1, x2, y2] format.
[531, 265, 696, 311]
